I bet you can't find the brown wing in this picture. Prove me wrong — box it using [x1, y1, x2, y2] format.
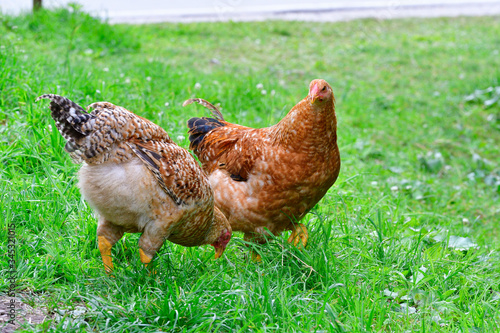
[128, 140, 210, 205]
[185, 97, 264, 182]
[195, 125, 263, 181]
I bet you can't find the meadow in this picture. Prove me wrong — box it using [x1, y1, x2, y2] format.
[0, 6, 499, 332]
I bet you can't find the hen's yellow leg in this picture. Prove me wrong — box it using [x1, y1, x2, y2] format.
[288, 223, 308, 249]
[139, 247, 158, 276]
[98, 235, 114, 274]
[97, 220, 124, 275]
[138, 224, 168, 273]
[139, 248, 153, 266]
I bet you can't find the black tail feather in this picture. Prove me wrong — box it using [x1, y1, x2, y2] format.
[36, 94, 94, 142]
[184, 97, 227, 150]
[187, 117, 225, 151]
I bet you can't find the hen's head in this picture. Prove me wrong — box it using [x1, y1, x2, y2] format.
[211, 207, 232, 259]
[308, 79, 334, 106]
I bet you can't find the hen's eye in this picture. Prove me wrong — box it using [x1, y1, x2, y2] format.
[321, 86, 326, 91]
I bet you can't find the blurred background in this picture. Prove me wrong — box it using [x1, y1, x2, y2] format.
[1, 0, 500, 23]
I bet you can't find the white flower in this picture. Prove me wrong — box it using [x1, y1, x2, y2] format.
[125, 78, 131, 84]
[146, 76, 151, 81]
[164, 102, 170, 107]
[391, 186, 398, 191]
[96, 89, 101, 94]
[256, 83, 264, 90]
[261, 90, 267, 95]
[194, 82, 202, 90]
[383, 289, 398, 298]
[120, 73, 124, 78]
[270, 90, 276, 96]
[103, 67, 109, 72]
[177, 135, 185, 141]
[400, 303, 417, 314]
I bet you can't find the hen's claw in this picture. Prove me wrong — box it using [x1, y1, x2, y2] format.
[288, 223, 308, 249]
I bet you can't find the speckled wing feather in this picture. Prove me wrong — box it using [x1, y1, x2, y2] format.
[129, 140, 211, 206]
[37, 94, 171, 164]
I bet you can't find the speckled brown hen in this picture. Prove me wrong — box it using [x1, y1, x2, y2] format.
[184, 79, 340, 257]
[37, 94, 231, 273]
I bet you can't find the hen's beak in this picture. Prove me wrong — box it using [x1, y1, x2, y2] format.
[214, 246, 225, 259]
[309, 83, 320, 104]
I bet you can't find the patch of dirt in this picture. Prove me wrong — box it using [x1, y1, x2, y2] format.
[0, 295, 52, 332]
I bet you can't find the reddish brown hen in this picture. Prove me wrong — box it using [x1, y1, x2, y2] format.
[37, 94, 231, 273]
[184, 79, 340, 258]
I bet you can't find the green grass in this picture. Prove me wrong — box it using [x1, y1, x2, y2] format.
[1, 6, 500, 332]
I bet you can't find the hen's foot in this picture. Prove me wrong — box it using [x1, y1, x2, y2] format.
[139, 248, 152, 266]
[98, 235, 114, 275]
[250, 250, 262, 262]
[287, 223, 308, 249]
[139, 248, 158, 275]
